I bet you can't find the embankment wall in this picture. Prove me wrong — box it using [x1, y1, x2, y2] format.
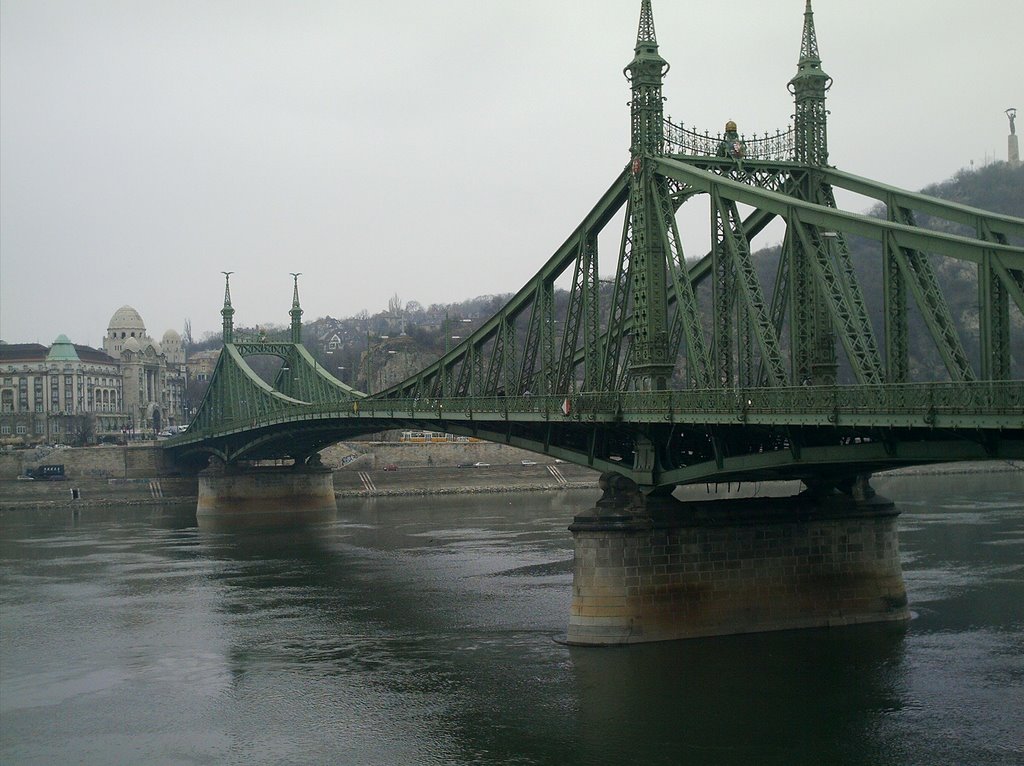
[0, 444, 178, 480]
[321, 440, 547, 469]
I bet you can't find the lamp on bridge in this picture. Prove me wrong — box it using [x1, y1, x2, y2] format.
[279, 364, 298, 393]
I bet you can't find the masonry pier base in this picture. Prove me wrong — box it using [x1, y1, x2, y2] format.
[567, 472, 909, 645]
[197, 460, 336, 520]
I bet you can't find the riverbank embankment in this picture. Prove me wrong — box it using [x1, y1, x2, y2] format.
[0, 464, 597, 511]
[0, 439, 1019, 511]
[0, 441, 600, 510]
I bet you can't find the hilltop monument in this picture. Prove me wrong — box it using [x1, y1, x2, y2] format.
[1009, 108, 1020, 167]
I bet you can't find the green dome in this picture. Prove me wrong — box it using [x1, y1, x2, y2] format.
[46, 334, 80, 362]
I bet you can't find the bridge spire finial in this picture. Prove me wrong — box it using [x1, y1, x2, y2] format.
[289, 272, 303, 343]
[625, 0, 668, 159]
[788, 0, 831, 165]
[799, 0, 820, 65]
[221, 271, 235, 344]
[636, 0, 657, 46]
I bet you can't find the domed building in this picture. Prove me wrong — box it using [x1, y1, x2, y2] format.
[102, 306, 187, 435]
[103, 305, 148, 357]
[161, 329, 185, 366]
[0, 334, 128, 445]
[0, 306, 189, 446]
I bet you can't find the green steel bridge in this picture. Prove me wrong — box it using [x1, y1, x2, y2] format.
[166, 1, 1024, 496]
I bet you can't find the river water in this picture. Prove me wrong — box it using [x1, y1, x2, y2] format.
[1, 471, 1022, 765]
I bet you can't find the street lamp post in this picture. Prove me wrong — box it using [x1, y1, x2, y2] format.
[442, 313, 473, 397]
[365, 330, 371, 393]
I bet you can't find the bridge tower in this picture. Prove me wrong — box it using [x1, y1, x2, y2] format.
[788, 0, 838, 385]
[566, 0, 909, 645]
[221, 271, 235, 344]
[625, 0, 673, 391]
[789, 0, 830, 166]
[289, 273, 303, 343]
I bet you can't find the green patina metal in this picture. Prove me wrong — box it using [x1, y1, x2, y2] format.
[220, 272, 235, 344]
[625, 0, 674, 390]
[46, 335, 80, 362]
[167, 0, 1024, 493]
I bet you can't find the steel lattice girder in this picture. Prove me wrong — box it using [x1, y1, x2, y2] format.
[822, 167, 1024, 241]
[373, 156, 1023, 402]
[381, 170, 631, 400]
[654, 158, 1024, 268]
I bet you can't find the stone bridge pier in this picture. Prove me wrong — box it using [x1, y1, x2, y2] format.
[196, 456, 336, 519]
[567, 473, 909, 645]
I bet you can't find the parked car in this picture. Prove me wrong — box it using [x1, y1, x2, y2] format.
[472, 462, 490, 467]
[382, 463, 398, 471]
[520, 459, 538, 466]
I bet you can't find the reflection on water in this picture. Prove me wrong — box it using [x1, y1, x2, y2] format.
[1, 472, 1022, 765]
[197, 507, 336, 532]
[568, 623, 909, 764]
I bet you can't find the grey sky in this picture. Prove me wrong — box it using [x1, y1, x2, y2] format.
[1, 0, 1020, 346]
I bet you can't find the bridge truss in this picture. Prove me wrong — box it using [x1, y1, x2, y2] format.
[168, 1, 1024, 494]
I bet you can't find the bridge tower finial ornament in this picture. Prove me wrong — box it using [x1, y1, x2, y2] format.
[221, 271, 235, 344]
[636, 0, 657, 45]
[625, 0, 668, 160]
[289, 272, 303, 343]
[788, 0, 831, 166]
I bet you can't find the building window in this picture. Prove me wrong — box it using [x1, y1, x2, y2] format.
[0, 425, 10, 435]
[16, 425, 27, 435]
[34, 422, 44, 434]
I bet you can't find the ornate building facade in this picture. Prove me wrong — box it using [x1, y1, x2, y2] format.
[0, 335, 129, 445]
[101, 306, 187, 434]
[0, 305, 189, 446]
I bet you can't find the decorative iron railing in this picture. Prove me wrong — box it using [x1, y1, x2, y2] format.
[168, 381, 1024, 443]
[663, 117, 795, 162]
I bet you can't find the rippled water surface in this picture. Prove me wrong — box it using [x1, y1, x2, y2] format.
[2, 472, 1022, 765]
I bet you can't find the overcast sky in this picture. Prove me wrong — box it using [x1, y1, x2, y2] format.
[1, 0, 1020, 347]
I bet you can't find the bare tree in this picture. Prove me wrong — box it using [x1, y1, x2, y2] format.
[387, 293, 403, 316]
[67, 415, 95, 447]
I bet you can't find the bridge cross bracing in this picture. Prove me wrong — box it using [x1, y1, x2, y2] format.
[168, 0, 1024, 494]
